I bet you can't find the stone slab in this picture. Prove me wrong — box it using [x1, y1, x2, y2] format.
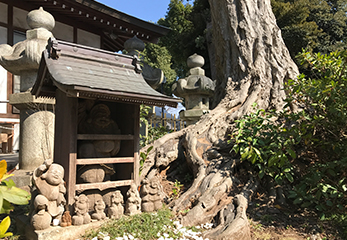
[28, 221, 105, 240]
[9, 92, 55, 110]
[8, 169, 33, 188]
[16, 214, 106, 240]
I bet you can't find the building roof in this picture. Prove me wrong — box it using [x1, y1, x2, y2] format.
[32, 39, 180, 107]
[20, 0, 170, 51]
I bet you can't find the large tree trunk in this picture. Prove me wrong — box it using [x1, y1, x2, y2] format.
[141, 0, 299, 239]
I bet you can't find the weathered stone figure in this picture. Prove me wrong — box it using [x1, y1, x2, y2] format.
[31, 159, 66, 230]
[91, 198, 107, 221]
[140, 177, 162, 212]
[72, 194, 91, 225]
[107, 190, 124, 219]
[125, 183, 141, 215]
[31, 195, 52, 230]
[77, 103, 120, 183]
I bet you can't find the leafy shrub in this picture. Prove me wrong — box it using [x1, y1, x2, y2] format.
[229, 105, 298, 185]
[285, 50, 347, 212]
[229, 50, 347, 213]
[0, 160, 30, 238]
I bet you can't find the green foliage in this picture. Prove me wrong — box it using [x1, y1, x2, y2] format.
[83, 208, 182, 240]
[140, 125, 172, 147]
[0, 160, 30, 238]
[285, 50, 347, 212]
[271, 0, 347, 58]
[229, 105, 297, 185]
[142, 44, 177, 95]
[229, 50, 347, 213]
[158, 0, 211, 78]
[172, 180, 184, 198]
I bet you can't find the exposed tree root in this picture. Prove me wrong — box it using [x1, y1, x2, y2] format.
[139, 0, 300, 238]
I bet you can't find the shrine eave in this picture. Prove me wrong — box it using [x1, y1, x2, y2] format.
[32, 39, 180, 108]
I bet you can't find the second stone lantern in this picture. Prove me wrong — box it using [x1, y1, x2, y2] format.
[173, 54, 215, 125]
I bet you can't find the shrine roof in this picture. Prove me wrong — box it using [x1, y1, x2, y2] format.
[19, 0, 170, 51]
[32, 39, 180, 107]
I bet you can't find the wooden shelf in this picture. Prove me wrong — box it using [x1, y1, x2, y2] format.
[77, 134, 134, 140]
[75, 180, 134, 191]
[76, 157, 134, 165]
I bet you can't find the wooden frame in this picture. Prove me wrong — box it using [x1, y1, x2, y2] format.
[54, 89, 140, 208]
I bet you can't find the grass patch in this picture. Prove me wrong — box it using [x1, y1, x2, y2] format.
[83, 208, 182, 240]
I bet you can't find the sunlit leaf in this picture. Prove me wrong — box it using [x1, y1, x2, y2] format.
[0, 160, 7, 180]
[0, 216, 12, 238]
[0, 186, 30, 205]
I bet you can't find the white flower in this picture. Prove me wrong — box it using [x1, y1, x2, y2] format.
[128, 234, 134, 240]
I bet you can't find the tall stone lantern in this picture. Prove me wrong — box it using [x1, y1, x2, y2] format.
[0, 7, 55, 170]
[173, 54, 215, 125]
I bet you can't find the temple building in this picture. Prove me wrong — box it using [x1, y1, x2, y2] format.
[0, 0, 169, 153]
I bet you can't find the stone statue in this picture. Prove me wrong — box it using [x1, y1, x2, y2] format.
[107, 190, 124, 219]
[31, 159, 66, 230]
[77, 103, 120, 183]
[125, 184, 141, 215]
[91, 198, 107, 221]
[31, 195, 52, 230]
[140, 177, 163, 212]
[72, 194, 92, 225]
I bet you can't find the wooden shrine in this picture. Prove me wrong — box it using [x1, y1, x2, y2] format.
[32, 38, 180, 208]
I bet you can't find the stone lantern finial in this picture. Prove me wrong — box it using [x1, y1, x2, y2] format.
[172, 54, 215, 125]
[27, 7, 55, 31]
[124, 36, 145, 56]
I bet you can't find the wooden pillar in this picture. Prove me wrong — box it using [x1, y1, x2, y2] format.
[54, 89, 78, 209]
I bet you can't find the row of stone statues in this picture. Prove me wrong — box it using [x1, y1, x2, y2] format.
[30, 160, 162, 230]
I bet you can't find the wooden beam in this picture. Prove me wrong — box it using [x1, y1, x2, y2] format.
[76, 157, 134, 165]
[75, 180, 133, 191]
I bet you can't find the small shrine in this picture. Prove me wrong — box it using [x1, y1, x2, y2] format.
[173, 54, 215, 125]
[32, 38, 180, 211]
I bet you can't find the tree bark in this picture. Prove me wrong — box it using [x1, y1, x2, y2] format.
[140, 0, 299, 238]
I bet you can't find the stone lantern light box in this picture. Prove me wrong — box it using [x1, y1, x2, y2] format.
[32, 38, 180, 209]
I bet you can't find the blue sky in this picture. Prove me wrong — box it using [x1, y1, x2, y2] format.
[97, 0, 171, 23]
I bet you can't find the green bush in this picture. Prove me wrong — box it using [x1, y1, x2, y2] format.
[229, 50, 347, 213]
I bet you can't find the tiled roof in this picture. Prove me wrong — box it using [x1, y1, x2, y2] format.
[32, 39, 180, 107]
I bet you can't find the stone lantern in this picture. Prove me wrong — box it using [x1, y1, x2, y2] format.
[0, 7, 55, 171]
[173, 54, 215, 125]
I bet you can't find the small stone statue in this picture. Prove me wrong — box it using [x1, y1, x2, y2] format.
[31, 159, 66, 230]
[31, 195, 52, 230]
[140, 177, 163, 212]
[91, 198, 107, 221]
[107, 190, 124, 219]
[125, 184, 141, 215]
[60, 211, 72, 227]
[72, 194, 91, 225]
